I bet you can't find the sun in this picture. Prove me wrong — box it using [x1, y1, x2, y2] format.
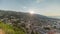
[29, 11, 34, 14]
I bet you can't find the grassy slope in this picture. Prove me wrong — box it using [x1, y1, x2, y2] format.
[0, 21, 26, 34]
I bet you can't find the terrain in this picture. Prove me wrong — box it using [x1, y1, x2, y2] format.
[0, 10, 60, 34]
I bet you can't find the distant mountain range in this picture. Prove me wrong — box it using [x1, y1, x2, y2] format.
[48, 16, 60, 19]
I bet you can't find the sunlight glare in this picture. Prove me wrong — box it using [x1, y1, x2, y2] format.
[29, 11, 35, 14]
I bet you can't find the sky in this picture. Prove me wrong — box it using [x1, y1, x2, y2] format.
[0, 0, 60, 16]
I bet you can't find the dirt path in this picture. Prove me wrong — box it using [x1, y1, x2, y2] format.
[0, 29, 5, 34]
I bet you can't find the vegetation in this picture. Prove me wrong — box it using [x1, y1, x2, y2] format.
[0, 10, 59, 34]
[0, 21, 26, 34]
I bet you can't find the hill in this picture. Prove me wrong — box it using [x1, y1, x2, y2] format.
[0, 10, 60, 34]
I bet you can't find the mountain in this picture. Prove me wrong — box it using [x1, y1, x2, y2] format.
[0, 10, 60, 34]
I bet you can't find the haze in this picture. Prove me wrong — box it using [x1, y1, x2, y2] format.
[0, 0, 60, 16]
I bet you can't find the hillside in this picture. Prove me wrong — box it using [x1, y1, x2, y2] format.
[0, 10, 60, 34]
[0, 21, 26, 34]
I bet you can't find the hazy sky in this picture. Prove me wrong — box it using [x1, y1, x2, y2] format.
[0, 0, 60, 16]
